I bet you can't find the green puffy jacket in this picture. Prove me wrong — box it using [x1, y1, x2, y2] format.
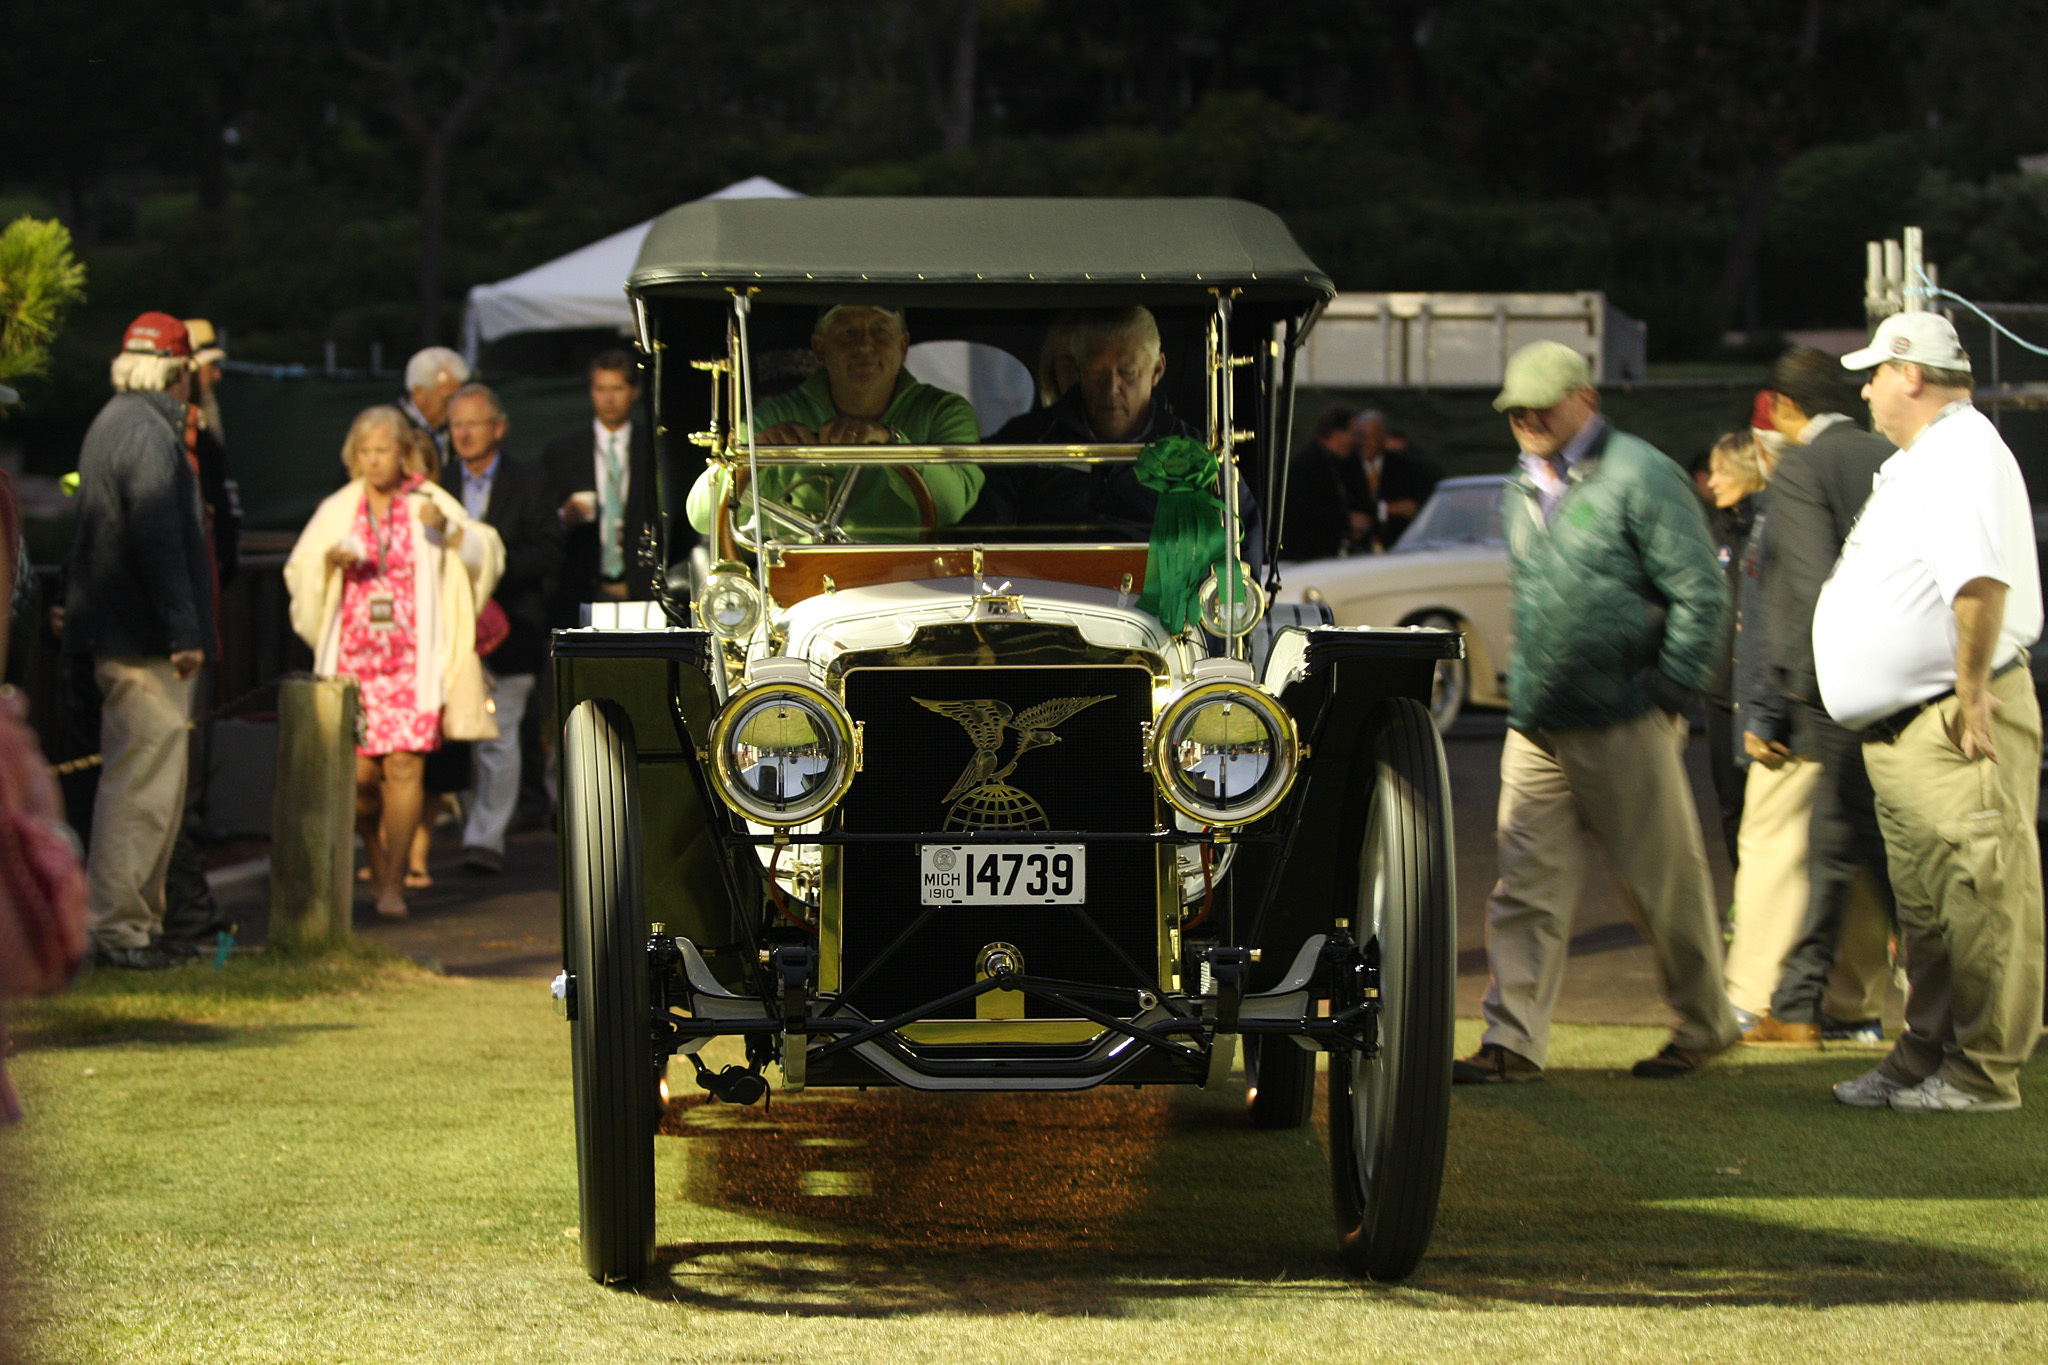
[1503, 422, 1729, 734]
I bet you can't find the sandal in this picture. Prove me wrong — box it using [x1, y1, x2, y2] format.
[404, 870, 433, 890]
[374, 898, 409, 921]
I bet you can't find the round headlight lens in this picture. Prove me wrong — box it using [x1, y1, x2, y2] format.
[698, 564, 763, 640]
[709, 683, 855, 825]
[1198, 563, 1266, 638]
[1152, 682, 1297, 826]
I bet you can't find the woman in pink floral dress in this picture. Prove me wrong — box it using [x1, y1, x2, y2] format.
[285, 407, 501, 919]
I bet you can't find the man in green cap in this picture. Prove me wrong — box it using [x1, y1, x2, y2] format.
[1455, 340, 1738, 1084]
[686, 304, 982, 543]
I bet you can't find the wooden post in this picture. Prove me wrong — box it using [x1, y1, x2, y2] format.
[267, 675, 358, 948]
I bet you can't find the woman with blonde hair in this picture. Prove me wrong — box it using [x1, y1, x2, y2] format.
[284, 405, 504, 918]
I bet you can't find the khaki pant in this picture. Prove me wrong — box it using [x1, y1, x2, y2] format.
[87, 657, 194, 950]
[1864, 665, 2044, 1103]
[1724, 757, 1893, 1020]
[1480, 709, 1739, 1065]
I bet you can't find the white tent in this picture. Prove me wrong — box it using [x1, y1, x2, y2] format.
[458, 176, 804, 364]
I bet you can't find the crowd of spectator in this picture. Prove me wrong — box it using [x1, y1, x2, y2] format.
[1281, 404, 1441, 560]
[1453, 323, 2041, 1113]
[19, 300, 2042, 1121]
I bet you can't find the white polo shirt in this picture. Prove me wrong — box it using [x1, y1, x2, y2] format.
[1813, 402, 2042, 729]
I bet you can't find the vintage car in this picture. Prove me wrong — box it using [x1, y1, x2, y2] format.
[1285, 474, 1510, 732]
[550, 197, 1462, 1285]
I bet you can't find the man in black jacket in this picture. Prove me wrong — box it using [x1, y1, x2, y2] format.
[1742, 346, 1899, 1046]
[442, 383, 562, 873]
[63, 313, 217, 970]
[1281, 404, 1362, 562]
[1341, 409, 1439, 550]
[402, 347, 470, 474]
[971, 307, 1264, 563]
[543, 350, 657, 624]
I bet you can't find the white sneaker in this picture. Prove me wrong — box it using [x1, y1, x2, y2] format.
[1887, 1075, 2021, 1114]
[1832, 1068, 1908, 1108]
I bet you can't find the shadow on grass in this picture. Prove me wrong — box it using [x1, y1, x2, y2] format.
[9, 1016, 363, 1050]
[4, 942, 424, 1050]
[640, 1051, 2046, 1316]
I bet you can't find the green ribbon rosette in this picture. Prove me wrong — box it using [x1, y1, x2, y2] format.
[1133, 434, 1245, 633]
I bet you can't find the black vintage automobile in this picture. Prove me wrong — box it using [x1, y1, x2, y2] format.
[550, 197, 1461, 1284]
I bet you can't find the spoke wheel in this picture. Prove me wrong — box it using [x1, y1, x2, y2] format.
[1408, 612, 1467, 733]
[564, 700, 657, 1284]
[1329, 697, 1455, 1282]
[1244, 1035, 1316, 1129]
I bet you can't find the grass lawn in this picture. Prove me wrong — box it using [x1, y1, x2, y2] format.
[4, 952, 2047, 1364]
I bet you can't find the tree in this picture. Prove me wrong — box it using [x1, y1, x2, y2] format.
[0, 219, 88, 391]
[333, 1, 529, 346]
[926, 0, 982, 152]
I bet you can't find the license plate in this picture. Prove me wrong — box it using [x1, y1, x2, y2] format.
[919, 844, 1086, 905]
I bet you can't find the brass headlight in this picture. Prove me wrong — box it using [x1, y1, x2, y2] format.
[1198, 563, 1266, 637]
[1151, 681, 1298, 826]
[708, 682, 856, 826]
[698, 562, 764, 641]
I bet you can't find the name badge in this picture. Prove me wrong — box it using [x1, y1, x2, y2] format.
[367, 593, 396, 629]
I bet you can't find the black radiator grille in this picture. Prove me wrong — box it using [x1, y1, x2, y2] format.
[838, 665, 1160, 1019]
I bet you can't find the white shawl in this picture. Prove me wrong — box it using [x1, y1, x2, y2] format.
[283, 479, 504, 713]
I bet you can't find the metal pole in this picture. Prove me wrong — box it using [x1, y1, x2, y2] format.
[732, 291, 768, 640]
[1417, 301, 1433, 389]
[1991, 307, 2003, 430]
[1903, 226, 1925, 313]
[1214, 292, 1243, 660]
[1379, 300, 1394, 386]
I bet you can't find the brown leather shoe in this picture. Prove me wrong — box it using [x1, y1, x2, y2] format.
[1452, 1043, 1544, 1084]
[1741, 1013, 1822, 1049]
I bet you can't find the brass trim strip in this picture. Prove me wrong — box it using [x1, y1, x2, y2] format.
[716, 443, 1146, 465]
[897, 1019, 1107, 1044]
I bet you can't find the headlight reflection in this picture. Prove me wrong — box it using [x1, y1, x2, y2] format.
[709, 682, 855, 825]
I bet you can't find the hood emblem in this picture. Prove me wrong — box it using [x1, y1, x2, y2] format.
[914, 695, 1112, 830]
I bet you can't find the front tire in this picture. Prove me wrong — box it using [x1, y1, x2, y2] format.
[564, 700, 656, 1284]
[1329, 697, 1455, 1282]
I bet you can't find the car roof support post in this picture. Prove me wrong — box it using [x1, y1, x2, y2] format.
[730, 288, 769, 645]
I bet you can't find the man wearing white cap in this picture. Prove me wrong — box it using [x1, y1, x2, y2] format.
[1814, 310, 2043, 1113]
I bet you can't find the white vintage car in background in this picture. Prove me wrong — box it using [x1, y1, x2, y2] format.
[1284, 474, 1511, 731]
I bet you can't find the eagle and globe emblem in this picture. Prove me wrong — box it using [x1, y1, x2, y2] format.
[914, 696, 1112, 831]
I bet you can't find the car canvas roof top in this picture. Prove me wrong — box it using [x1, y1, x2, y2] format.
[628, 196, 1335, 309]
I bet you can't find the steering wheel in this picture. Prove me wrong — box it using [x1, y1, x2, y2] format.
[717, 462, 939, 561]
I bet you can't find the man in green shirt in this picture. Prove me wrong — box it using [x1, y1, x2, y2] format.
[687, 305, 982, 543]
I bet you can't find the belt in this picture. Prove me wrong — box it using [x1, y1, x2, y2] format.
[1865, 654, 2027, 744]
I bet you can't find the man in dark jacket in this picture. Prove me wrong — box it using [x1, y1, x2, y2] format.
[442, 383, 562, 872]
[1281, 404, 1361, 562]
[543, 350, 657, 624]
[1455, 342, 1739, 1084]
[63, 313, 217, 970]
[1740, 346, 1899, 1046]
[973, 307, 1263, 564]
[1341, 410, 1439, 550]
[401, 346, 470, 474]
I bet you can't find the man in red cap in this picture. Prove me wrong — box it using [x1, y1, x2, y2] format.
[60, 313, 217, 970]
